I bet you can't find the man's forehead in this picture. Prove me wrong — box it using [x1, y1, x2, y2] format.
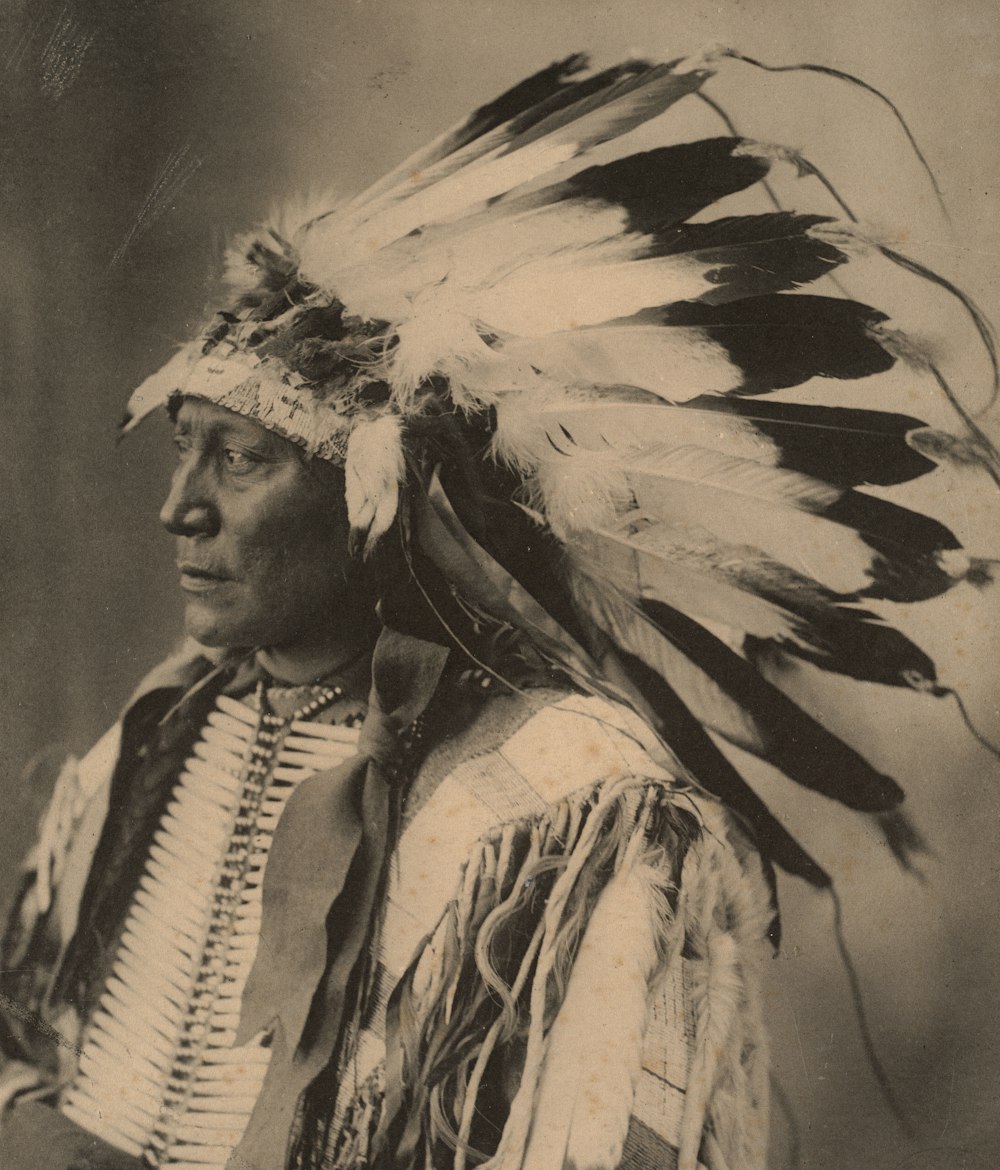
[174, 398, 294, 451]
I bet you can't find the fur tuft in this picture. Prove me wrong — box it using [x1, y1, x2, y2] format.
[677, 812, 772, 1170]
[344, 414, 406, 553]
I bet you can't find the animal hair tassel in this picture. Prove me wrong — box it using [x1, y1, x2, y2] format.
[520, 835, 682, 1170]
[677, 923, 742, 1170]
[676, 807, 773, 1170]
[483, 777, 641, 1170]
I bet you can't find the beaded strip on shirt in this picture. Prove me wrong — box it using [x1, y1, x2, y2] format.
[61, 681, 363, 1170]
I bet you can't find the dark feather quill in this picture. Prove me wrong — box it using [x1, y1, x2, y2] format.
[637, 600, 905, 811]
[611, 646, 831, 887]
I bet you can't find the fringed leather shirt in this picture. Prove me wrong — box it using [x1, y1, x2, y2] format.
[0, 643, 773, 1170]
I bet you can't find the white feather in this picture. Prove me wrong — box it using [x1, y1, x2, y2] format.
[331, 200, 634, 325]
[522, 857, 675, 1170]
[627, 443, 841, 513]
[471, 255, 716, 336]
[613, 445, 882, 595]
[498, 399, 777, 466]
[344, 414, 406, 551]
[496, 326, 746, 401]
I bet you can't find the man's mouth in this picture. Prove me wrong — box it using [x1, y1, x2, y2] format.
[177, 562, 233, 590]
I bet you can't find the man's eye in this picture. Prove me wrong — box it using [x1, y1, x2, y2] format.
[223, 447, 260, 472]
[173, 435, 192, 460]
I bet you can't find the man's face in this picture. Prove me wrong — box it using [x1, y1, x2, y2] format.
[161, 398, 352, 651]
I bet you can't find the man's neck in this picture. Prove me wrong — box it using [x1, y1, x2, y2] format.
[256, 639, 372, 692]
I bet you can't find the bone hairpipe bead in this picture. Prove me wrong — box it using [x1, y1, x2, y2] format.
[215, 695, 258, 725]
[63, 1100, 146, 1155]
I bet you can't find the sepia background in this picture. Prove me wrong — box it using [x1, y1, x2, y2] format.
[2, 1, 999, 1166]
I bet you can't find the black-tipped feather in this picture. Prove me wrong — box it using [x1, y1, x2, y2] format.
[499, 60, 704, 158]
[825, 491, 961, 600]
[448, 53, 592, 154]
[341, 55, 597, 212]
[638, 601, 905, 811]
[648, 213, 845, 302]
[550, 138, 771, 233]
[742, 587, 940, 689]
[634, 294, 896, 392]
[755, 612, 939, 689]
[682, 397, 936, 486]
[493, 59, 660, 145]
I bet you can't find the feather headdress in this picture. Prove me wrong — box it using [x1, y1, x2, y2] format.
[124, 50, 999, 889]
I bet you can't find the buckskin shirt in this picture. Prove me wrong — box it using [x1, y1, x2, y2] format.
[0, 637, 772, 1170]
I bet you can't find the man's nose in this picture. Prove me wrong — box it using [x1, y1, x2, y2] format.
[159, 458, 218, 537]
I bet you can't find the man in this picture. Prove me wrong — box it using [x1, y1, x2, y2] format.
[0, 393, 774, 1170]
[1, 51, 991, 1170]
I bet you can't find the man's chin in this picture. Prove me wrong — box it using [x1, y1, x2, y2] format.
[182, 599, 250, 650]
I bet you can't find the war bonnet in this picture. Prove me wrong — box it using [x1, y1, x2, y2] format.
[121, 49, 1000, 887]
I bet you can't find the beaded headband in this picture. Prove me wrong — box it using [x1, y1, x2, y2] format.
[127, 227, 393, 466]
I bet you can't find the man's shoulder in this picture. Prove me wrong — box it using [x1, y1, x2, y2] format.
[407, 682, 676, 828]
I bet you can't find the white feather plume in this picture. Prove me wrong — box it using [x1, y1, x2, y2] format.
[344, 414, 406, 553]
[531, 449, 629, 539]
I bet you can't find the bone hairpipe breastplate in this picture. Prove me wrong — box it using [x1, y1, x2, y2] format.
[61, 687, 363, 1169]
